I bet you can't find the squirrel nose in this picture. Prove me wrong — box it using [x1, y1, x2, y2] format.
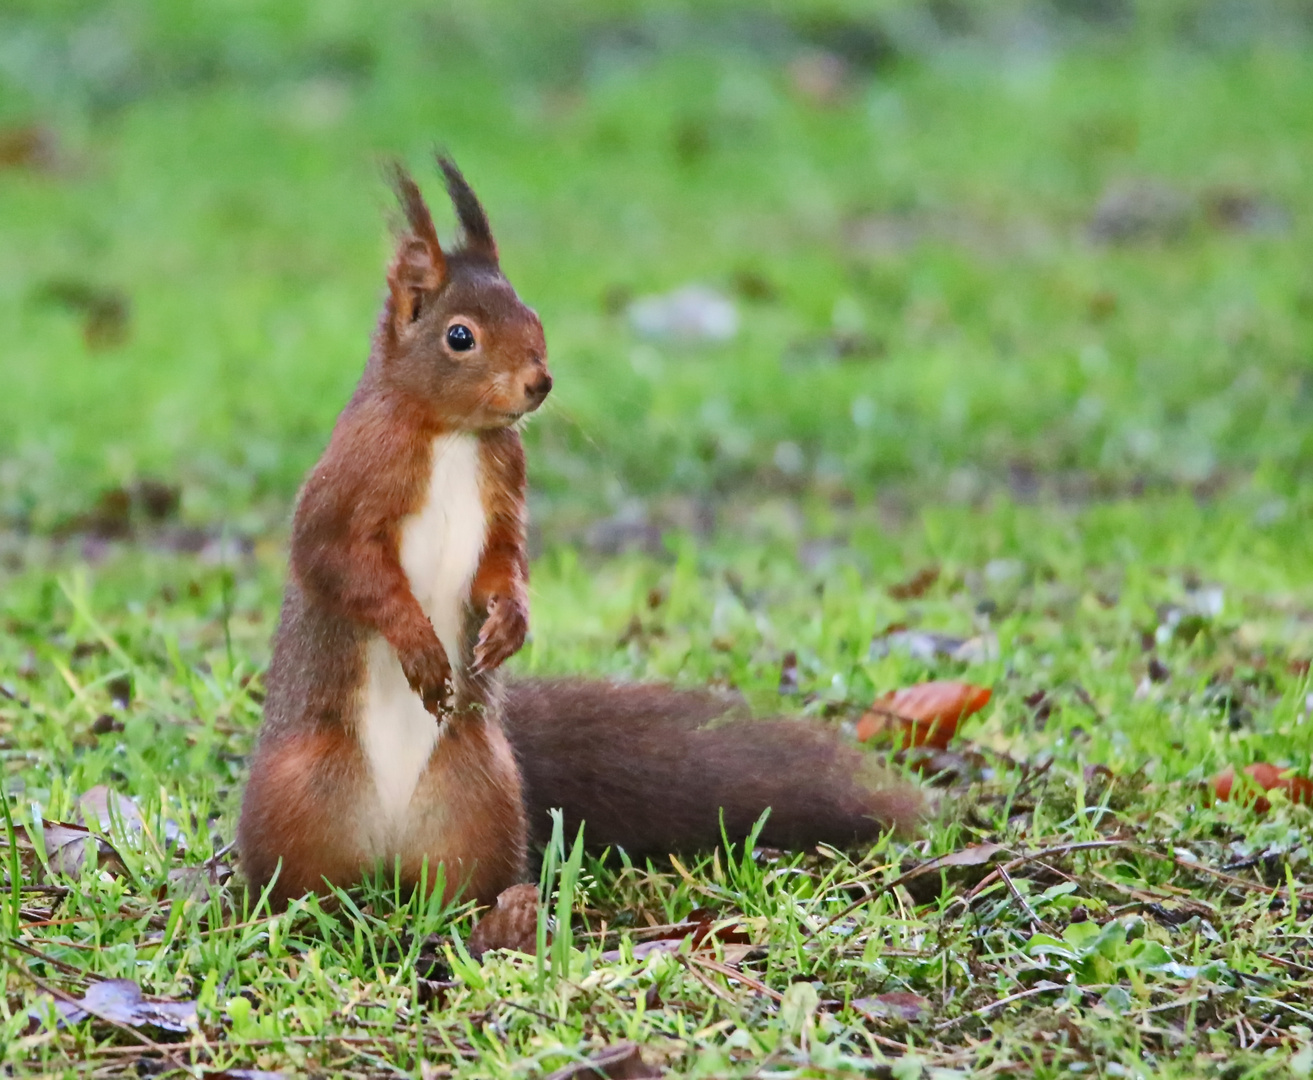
[525, 372, 553, 401]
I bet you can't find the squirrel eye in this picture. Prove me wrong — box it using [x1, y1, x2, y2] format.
[446, 323, 475, 352]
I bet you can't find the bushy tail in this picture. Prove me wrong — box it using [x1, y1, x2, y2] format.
[502, 678, 924, 856]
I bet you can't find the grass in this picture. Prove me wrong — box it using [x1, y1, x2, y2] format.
[3, 1, 1313, 1076]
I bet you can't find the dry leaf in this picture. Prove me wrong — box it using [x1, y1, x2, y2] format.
[76, 786, 145, 834]
[165, 862, 233, 903]
[467, 882, 539, 959]
[887, 566, 940, 600]
[869, 627, 997, 664]
[1210, 763, 1313, 814]
[543, 1042, 660, 1080]
[852, 991, 931, 1022]
[0, 817, 125, 880]
[778, 650, 799, 696]
[39, 979, 196, 1032]
[0, 125, 59, 171]
[598, 910, 753, 963]
[899, 843, 1005, 904]
[856, 680, 992, 749]
[38, 279, 131, 350]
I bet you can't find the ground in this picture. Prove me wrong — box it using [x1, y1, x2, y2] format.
[2, 2, 1313, 1077]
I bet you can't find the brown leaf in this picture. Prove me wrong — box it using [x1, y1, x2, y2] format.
[597, 910, 753, 964]
[38, 979, 195, 1032]
[0, 125, 59, 171]
[467, 882, 539, 959]
[777, 651, 799, 696]
[887, 565, 940, 600]
[543, 1042, 661, 1080]
[856, 680, 992, 749]
[899, 843, 1004, 904]
[852, 991, 931, 1022]
[91, 714, 124, 736]
[38, 278, 131, 350]
[0, 817, 125, 880]
[1210, 763, 1313, 815]
[686, 908, 752, 949]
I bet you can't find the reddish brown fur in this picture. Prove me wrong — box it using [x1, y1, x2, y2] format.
[238, 156, 548, 906]
[237, 156, 923, 912]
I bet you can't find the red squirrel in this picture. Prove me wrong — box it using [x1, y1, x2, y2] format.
[237, 156, 923, 910]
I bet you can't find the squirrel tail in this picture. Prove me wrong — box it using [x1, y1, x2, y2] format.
[502, 678, 924, 856]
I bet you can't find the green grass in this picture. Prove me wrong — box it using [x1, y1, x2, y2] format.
[4, 2, 1313, 1076]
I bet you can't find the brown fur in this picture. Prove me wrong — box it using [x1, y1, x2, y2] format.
[503, 679, 924, 855]
[237, 156, 548, 907]
[237, 156, 923, 912]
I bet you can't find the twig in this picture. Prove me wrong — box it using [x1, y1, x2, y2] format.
[998, 865, 1043, 932]
[815, 838, 1126, 935]
[686, 953, 781, 1002]
[1, 935, 96, 980]
[935, 981, 1064, 1031]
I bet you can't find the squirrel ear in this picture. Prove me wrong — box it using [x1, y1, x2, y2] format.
[436, 154, 498, 263]
[386, 163, 447, 328]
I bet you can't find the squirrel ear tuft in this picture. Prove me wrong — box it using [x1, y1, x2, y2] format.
[436, 154, 498, 263]
[386, 162, 447, 329]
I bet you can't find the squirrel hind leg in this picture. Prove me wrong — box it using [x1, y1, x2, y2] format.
[237, 730, 375, 908]
[397, 714, 530, 907]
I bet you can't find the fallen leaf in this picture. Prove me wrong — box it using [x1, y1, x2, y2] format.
[0, 817, 125, 880]
[76, 786, 145, 834]
[912, 843, 1003, 874]
[37, 278, 131, 350]
[887, 566, 940, 600]
[0, 124, 59, 170]
[778, 651, 799, 696]
[39, 979, 196, 1032]
[856, 680, 992, 749]
[869, 627, 997, 664]
[686, 908, 752, 950]
[543, 1042, 660, 1080]
[787, 49, 851, 107]
[1210, 763, 1313, 814]
[165, 862, 233, 903]
[1203, 186, 1291, 234]
[467, 882, 539, 959]
[852, 991, 931, 1022]
[90, 714, 124, 736]
[899, 843, 1005, 904]
[1089, 178, 1193, 243]
[598, 910, 753, 963]
[730, 268, 776, 302]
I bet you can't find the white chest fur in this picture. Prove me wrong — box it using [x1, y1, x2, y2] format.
[357, 433, 487, 843]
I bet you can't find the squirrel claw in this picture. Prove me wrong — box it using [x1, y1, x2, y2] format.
[473, 595, 528, 674]
[399, 641, 453, 718]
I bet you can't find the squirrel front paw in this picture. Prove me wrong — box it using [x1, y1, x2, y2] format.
[473, 594, 528, 674]
[398, 640, 453, 716]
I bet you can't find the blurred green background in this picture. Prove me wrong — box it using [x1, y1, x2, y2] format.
[1, 0, 1310, 538]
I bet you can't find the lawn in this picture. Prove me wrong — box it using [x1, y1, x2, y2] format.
[2, 2, 1313, 1076]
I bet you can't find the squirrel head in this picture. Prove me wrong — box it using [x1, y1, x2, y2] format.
[380, 156, 551, 430]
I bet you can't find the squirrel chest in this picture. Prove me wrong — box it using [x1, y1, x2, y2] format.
[357, 432, 488, 832]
